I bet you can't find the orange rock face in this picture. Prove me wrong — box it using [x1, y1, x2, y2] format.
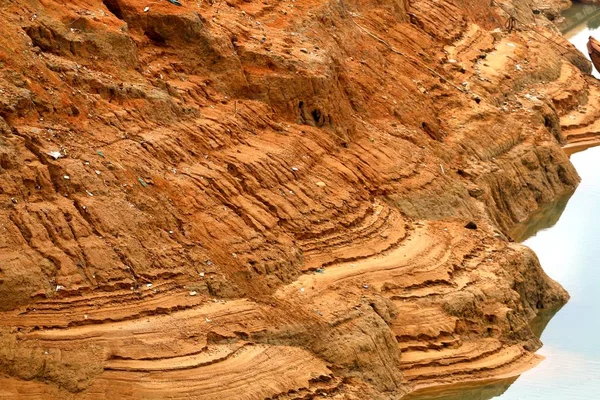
[0, 0, 591, 398]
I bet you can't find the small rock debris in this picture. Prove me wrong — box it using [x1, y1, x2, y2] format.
[47, 151, 62, 160]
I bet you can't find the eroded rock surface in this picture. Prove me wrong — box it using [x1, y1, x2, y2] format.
[0, 0, 591, 398]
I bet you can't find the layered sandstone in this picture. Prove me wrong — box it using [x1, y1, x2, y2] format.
[0, 0, 592, 398]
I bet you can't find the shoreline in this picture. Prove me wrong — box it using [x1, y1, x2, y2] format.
[403, 356, 543, 399]
[564, 138, 600, 155]
[410, 354, 544, 391]
[400, 1, 600, 397]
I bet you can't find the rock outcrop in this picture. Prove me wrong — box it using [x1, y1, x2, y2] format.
[0, 0, 591, 398]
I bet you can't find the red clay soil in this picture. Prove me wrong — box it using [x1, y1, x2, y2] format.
[0, 0, 595, 398]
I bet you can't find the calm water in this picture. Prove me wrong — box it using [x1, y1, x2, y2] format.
[561, 3, 600, 78]
[405, 8, 600, 398]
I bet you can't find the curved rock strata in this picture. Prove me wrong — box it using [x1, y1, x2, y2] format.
[0, 0, 592, 398]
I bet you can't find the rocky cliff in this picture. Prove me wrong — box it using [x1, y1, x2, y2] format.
[0, 0, 593, 398]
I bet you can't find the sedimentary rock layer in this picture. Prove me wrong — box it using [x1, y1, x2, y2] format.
[0, 0, 592, 398]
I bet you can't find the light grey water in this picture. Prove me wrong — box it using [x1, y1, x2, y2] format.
[561, 3, 600, 78]
[405, 7, 600, 399]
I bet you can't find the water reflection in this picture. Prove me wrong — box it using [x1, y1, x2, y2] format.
[559, 3, 600, 34]
[401, 378, 517, 400]
[588, 13, 600, 31]
[527, 305, 563, 339]
[509, 191, 574, 243]
[560, 3, 600, 80]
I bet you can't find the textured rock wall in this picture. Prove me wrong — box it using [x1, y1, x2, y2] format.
[0, 0, 592, 398]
